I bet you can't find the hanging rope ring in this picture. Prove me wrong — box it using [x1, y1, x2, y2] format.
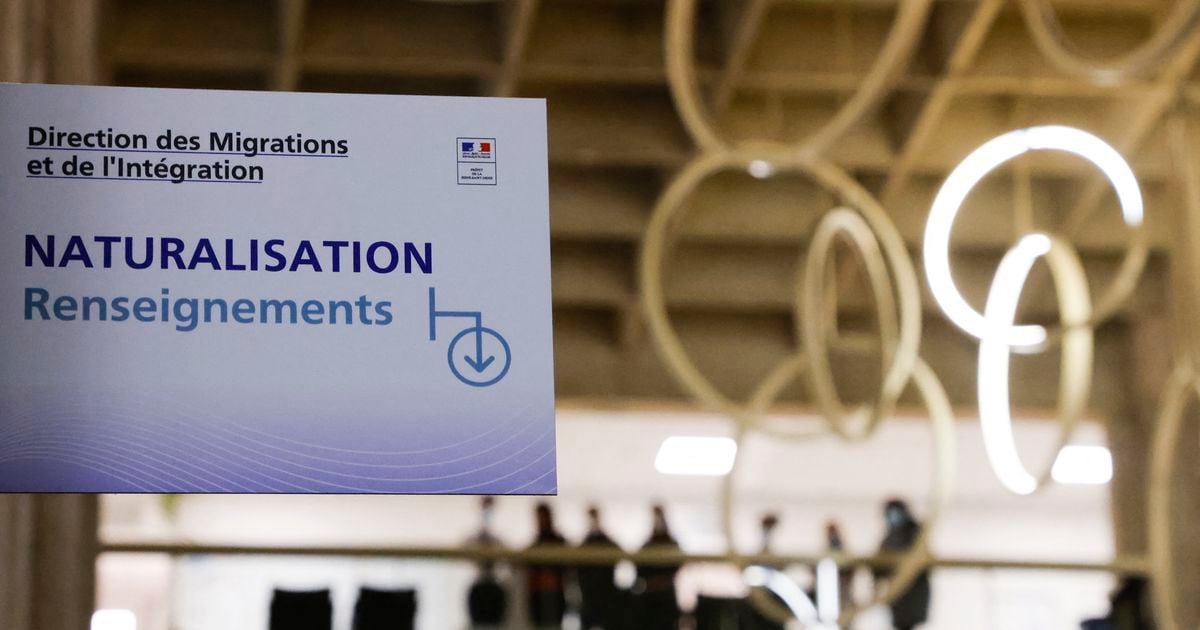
[664, 0, 934, 156]
[1147, 360, 1200, 630]
[641, 143, 922, 432]
[800, 207, 903, 441]
[1017, 0, 1200, 84]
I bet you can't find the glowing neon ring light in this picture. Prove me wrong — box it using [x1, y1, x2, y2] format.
[924, 125, 1144, 349]
[977, 234, 1093, 495]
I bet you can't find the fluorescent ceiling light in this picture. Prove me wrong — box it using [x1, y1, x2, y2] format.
[655, 436, 737, 476]
[1052, 445, 1113, 486]
[92, 610, 137, 630]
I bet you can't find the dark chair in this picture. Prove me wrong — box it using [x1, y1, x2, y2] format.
[352, 587, 417, 630]
[269, 588, 333, 630]
[739, 596, 787, 630]
[694, 595, 743, 630]
[633, 589, 680, 630]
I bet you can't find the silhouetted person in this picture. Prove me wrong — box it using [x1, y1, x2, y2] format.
[1082, 577, 1156, 630]
[635, 504, 681, 629]
[874, 499, 930, 630]
[741, 513, 786, 630]
[473, 496, 500, 548]
[758, 513, 780, 554]
[527, 502, 568, 629]
[1111, 577, 1156, 629]
[577, 506, 623, 629]
[468, 562, 508, 629]
[824, 520, 843, 553]
[465, 497, 509, 628]
[824, 520, 855, 612]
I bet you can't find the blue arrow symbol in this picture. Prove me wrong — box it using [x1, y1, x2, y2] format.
[463, 328, 495, 373]
[464, 354, 496, 372]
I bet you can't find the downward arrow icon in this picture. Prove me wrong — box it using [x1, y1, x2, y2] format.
[464, 327, 495, 372]
[430, 289, 510, 385]
[464, 354, 496, 373]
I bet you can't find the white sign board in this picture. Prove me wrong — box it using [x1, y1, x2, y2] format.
[0, 83, 556, 494]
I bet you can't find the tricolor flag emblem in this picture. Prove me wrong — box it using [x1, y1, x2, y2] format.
[457, 137, 496, 164]
[461, 141, 492, 155]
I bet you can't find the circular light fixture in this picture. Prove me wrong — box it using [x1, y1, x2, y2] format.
[977, 234, 1092, 495]
[923, 125, 1142, 349]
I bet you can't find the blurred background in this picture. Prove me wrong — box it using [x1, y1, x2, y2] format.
[3, 0, 1200, 629]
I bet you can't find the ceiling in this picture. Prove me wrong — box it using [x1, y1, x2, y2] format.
[9, 0, 1192, 412]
